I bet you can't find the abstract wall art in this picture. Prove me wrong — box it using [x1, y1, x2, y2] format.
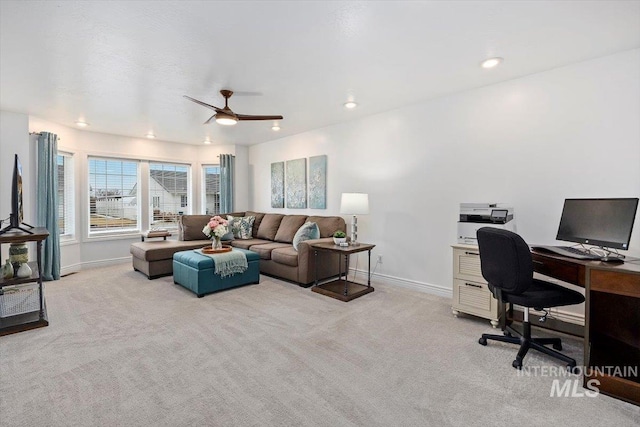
[270, 161, 285, 208]
[308, 155, 327, 209]
[285, 158, 307, 209]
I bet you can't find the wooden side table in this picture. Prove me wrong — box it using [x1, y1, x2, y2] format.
[310, 242, 375, 302]
[0, 227, 50, 336]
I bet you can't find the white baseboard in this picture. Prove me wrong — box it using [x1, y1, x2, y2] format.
[349, 268, 452, 299]
[60, 256, 130, 277]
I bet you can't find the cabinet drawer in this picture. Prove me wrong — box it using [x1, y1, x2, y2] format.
[531, 253, 585, 286]
[453, 248, 485, 282]
[452, 278, 498, 320]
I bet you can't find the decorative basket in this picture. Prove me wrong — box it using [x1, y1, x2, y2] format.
[0, 283, 39, 318]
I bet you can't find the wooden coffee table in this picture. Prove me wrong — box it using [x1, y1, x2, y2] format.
[310, 242, 375, 302]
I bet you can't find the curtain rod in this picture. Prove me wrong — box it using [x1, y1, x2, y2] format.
[30, 132, 61, 140]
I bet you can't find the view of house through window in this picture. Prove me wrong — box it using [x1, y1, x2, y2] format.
[203, 165, 221, 215]
[57, 152, 75, 238]
[88, 157, 139, 233]
[149, 162, 190, 228]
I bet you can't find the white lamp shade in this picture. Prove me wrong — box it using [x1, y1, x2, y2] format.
[340, 193, 369, 215]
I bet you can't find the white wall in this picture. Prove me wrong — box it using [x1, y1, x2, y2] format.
[0, 111, 34, 260]
[1, 115, 249, 274]
[249, 50, 640, 298]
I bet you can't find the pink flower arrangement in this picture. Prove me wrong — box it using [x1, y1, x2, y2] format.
[202, 215, 229, 239]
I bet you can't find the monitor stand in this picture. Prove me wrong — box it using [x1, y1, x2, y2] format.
[600, 256, 624, 263]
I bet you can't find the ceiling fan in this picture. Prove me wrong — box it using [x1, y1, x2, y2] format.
[184, 89, 283, 126]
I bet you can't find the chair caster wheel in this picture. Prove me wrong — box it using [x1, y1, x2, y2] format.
[503, 331, 512, 337]
[568, 364, 579, 374]
[512, 359, 522, 370]
[553, 343, 562, 351]
[478, 337, 487, 346]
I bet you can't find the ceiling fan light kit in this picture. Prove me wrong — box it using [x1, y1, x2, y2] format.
[184, 89, 283, 126]
[215, 113, 238, 126]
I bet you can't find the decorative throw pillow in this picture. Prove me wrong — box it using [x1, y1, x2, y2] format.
[227, 215, 255, 240]
[292, 222, 320, 251]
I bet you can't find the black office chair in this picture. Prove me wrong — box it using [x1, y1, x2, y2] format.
[476, 227, 585, 370]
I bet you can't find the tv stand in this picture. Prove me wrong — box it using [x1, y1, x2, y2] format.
[0, 227, 50, 335]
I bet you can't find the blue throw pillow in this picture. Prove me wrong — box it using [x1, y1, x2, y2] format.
[292, 222, 320, 251]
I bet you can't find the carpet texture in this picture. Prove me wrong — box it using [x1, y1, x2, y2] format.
[0, 263, 638, 426]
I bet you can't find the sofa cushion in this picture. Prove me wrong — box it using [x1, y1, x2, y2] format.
[256, 214, 285, 240]
[179, 215, 211, 241]
[271, 246, 299, 267]
[245, 211, 265, 238]
[292, 222, 320, 251]
[228, 215, 255, 239]
[229, 238, 272, 250]
[274, 215, 308, 243]
[248, 242, 291, 260]
[307, 216, 346, 238]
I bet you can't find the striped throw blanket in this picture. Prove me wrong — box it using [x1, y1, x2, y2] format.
[196, 249, 248, 278]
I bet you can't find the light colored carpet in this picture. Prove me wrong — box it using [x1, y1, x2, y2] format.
[0, 263, 638, 426]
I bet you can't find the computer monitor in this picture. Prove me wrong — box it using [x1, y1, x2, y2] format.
[556, 198, 639, 250]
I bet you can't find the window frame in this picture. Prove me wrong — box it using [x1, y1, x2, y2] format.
[57, 151, 75, 241]
[87, 156, 141, 237]
[147, 161, 192, 230]
[202, 164, 221, 215]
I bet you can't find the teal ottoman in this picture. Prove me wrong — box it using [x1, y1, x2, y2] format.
[173, 248, 260, 297]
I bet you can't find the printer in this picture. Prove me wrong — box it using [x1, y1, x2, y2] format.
[458, 203, 516, 244]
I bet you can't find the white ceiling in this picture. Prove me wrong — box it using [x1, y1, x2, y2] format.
[1, 1, 639, 146]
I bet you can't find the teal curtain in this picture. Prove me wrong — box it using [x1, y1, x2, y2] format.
[220, 154, 235, 213]
[36, 132, 60, 281]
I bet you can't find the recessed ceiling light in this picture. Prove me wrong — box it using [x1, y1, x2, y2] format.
[75, 120, 89, 127]
[344, 101, 358, 109]
[203, 138, 211, 144]
[481, 57, 503, 69]
[146, 133, 155, 139]
[271, 125, 281, 131]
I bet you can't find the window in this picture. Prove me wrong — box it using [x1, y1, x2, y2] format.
[202, 165, 220, 215]
[88, 157, 139, 234]
[57, 152, 75, 238]
[149, 162, 190, 228]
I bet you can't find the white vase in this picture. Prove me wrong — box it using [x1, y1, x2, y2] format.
[17, 263, 32, 278]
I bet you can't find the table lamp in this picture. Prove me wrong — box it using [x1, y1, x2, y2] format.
[340, 193, 369, 245]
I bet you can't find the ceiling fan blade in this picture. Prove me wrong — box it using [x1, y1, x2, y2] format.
[231, 91, 263, 96]
[236, 114, 284, 121]
[203, 114, 217, 125]
[183, 95, 222, 112]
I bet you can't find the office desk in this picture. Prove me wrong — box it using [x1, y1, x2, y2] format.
[531, 250, 640, 405]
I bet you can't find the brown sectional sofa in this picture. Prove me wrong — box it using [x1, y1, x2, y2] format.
[130, 211, 347, 286]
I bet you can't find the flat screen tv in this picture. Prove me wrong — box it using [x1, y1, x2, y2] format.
[0, 154, 33, 235]
[556, 198, 639, 250]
